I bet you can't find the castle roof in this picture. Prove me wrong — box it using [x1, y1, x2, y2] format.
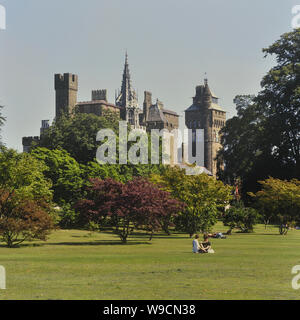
[76, 100, 119, 108]
[209, 103, 226, 112]
[115, 52, 138, 109]
[185, 79, 225, 113]
[162, 109, 179, 116]
[147, 104, 166, 122]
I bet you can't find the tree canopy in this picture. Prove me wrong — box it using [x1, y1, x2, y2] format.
[218, 29, 300, 199]
[38, 111, 119, 164]
[76, 177, 183, 242]
[150, 166, 232, 236]
[0, 148, 54, 247]
[249, 177, 300, 234]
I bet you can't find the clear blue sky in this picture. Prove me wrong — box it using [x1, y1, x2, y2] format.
[0, 0, 298, 150]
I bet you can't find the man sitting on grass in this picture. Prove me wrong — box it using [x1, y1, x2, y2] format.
[199, 234, 214, 253]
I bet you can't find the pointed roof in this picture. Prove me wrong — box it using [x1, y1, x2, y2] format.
[116, 52, 138, 109]
[185, 78, 225, 112]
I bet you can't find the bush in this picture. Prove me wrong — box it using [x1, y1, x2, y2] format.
[57, 203, 78, 229]
[222, 201, 261, 233]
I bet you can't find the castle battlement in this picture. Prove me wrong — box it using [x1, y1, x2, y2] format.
[22, 136, 40, 153]
[55, 73, 78, 91]
[92, 89, 107, 102]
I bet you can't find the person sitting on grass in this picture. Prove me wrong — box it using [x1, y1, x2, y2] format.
[193, 234, 201, 253]
[199, 234, 215, 254]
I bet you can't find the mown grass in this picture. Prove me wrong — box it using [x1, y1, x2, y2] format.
[0, 223, 300, 300]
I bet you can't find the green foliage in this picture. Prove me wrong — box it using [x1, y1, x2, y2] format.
[222, 201, 261, 233]
[54, 203, 78, 229]
[218, 29, 300, 199]
[0, 148, 54, 247]
[30, 148, 83, 205]
[38, 111, 119, 164]
[249, 177, 300, 234]
[0, 147, 53, 201]
[150, 166, 232, 236]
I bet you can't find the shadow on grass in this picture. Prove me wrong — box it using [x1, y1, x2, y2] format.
[44, 240, 152, 246]
[0, 239, 152, 248]
[234, 232, 281, 236]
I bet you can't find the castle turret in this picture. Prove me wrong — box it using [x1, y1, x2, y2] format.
[55, 73, 78, 118]
[185, 78, 226, 177]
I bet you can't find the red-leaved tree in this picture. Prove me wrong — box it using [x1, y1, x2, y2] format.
[0, 190, 54, 247]
[76, 178, 184, 242]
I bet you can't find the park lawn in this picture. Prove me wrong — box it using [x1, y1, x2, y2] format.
[0, 223, 300, 300]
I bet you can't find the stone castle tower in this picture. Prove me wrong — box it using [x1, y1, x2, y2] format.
[185, 79, 226, 176]
[55, 73, 78, 118]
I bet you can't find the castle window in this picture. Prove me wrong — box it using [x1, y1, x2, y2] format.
[128, 110, 134, 125]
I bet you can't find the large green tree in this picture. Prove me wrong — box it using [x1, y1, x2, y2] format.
[30, 148, 84, 205]
[249, 177, 300, 234]
[38, 111, 119, 164]
[218, 29, 300, 199]
[0, 148, 54, 247]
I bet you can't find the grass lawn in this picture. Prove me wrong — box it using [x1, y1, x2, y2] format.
[0, 223, 300, 300]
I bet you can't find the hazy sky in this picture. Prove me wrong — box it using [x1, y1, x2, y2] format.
[0, 0, 298, 150]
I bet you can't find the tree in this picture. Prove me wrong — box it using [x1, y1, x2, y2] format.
[75, 178, 183, 243]
[150, 167, 232, 237]
[38, 111, 119, 164]
[30, 148, 84, 205]
[222, 201, 261, 234]
[256, 30, 300, 175]
[249, 177, 300, 234]
[0, 148, 54, 247]
[217, 29, 300, 199]
[0, 192, 54, 247]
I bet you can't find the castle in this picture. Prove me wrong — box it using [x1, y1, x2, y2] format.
[22, 54, 226, 176]
[185, 79, 226, 176]
[54, 53, 179, 132]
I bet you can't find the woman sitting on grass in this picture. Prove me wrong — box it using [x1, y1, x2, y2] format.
[193, 234, 215, 254]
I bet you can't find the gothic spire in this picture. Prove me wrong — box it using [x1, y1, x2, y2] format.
[116, 52, 138, 109]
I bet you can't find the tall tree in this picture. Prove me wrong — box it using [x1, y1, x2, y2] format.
[255, 29, 300, 176]
[218, 29, 300, 199]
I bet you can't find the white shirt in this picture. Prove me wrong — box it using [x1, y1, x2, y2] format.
[193, 239, 200, 253]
